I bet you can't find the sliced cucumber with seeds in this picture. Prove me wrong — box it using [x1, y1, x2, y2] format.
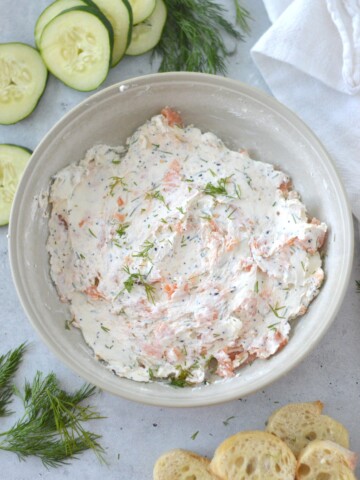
[126, 0, 166, 56]
[0, 43, 48, 125]
[0, 145, 32, 226]
[39, 6, 113, 91]
[34, 0, 87, 49]
[128, 0, 155, 24]
[83, 0, 133, 66]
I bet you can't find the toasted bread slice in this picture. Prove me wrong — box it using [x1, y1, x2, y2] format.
[266, 401, 349, 456]
[296, 440, 358, 479]
[153, 449, 217, 480]
[209, 430, 296, 480]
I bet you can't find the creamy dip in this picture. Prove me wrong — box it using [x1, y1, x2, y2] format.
[47, 108, 327, 385]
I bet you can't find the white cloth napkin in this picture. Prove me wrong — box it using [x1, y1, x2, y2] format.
[251, 0, 360, 223]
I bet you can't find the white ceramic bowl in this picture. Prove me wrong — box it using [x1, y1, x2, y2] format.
[9, 73, 353, 407]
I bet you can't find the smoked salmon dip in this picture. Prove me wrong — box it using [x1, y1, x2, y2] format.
[47, 108, 327, 386]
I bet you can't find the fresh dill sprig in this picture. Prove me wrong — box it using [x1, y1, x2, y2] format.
[0, 343, 26, 417]
[145, 190, 169, 210]
[269, 303, 286, 319]
[169, 363, 198, 388]
[132, 240, 155, 262]
[88, 228, 97, 238]
[204, 177, 231, 197]
[223, 415, 236, 426]
[268, 322, 280, 331]
[122, 266, 156, 304]
[190, 430, 199, 440]
[0, 371, 104, 468]
[234, 0, 252, 32]
[154, 0, 250, 74]
[200, 213, 212, 221]
[116, 223, 130, 238]
[234, 183, 242, 199]
[109, 176, 127, 196]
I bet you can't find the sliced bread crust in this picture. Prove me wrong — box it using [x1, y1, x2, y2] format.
[296, 439, 358, 480]
[153, 448, 217, 480]
[266, 401, 349, 457]
[209, 430, 296, 480]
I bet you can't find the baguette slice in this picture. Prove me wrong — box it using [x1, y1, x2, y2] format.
[296, 440, 358, 480]
[266, 401, 349, 457]
[209, 430, 296, 480]
[153, 449, 217, 480]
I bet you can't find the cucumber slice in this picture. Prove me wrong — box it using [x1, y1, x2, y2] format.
[126, 0, 166, 56]
[39, 6, 113, 91]
[0, 145, 32, 226]
[83, 0, 133, 66]
[0, 43, 48, 125]
[128, 0, 155, 25]
[34, 0, 87, 49]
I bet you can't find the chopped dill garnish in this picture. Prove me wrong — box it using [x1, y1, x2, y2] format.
[79, 253, 85, 260]
[116, 223, 130, 238]
[0, 343, 26, 417]
[153, 0, 250, 75]
[300, 260, 306, 272]
[160, 218, 168, 224]
[200, 213, 212, 221]
[64, 320, 72, 331]
[205, 356, 218, 375]
[145, 190, 170, 210]
[132, 240, 155, 262]
[204, 176, 231, 197]
[269, 303, 286, 319]
[234, 184, 242, 199]
[191, 430, 199, 440]
[88, 228, 97, 238]
[176, 206, 185, 215]
[223, 415, 236, 426]
[121, 266, 156, 304]
[227, 207, 237, 220]
[109, 176, 127, 196]
[100, 326, 110, 333]
[254, 281, 259, 294]
[209, 168, 217, 177]
[169, 364, 197, 388]
[148, 368, 156, 381]
[268, 322, 280, 331]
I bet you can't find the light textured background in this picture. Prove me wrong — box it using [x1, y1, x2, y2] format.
[1, 1, 359, 478]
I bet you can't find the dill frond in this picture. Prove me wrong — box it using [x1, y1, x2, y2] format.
[0, 343, 26, 417]
[154, 0, 250, 74]
[204, 177, 231, 197]
[116, 223, 130, 238]
[234, 0, 252, 33]
[269, 303, 286, 319]
[121, 266, 157, 304]
[145, 190, 169, 210]
[0, 372, 105, 468]
[132, 240, 155, 261]
[109, 176, 127, 196]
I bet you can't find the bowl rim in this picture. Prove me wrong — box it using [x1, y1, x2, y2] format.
[8, 72, 354, 407]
